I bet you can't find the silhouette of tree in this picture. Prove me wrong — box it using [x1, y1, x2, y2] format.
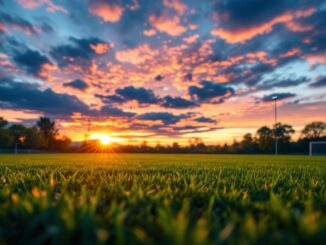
[0, 117, 8, 128]
[37, 117, 58, 148]
[240, 133, 257, 153]
[301, 121, 326, 139]
[256, 126, 274, 153]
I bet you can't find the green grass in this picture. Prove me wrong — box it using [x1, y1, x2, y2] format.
[0, 154, 325, 244]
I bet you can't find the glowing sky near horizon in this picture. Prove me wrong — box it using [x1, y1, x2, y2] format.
[0, 0, 326, 144]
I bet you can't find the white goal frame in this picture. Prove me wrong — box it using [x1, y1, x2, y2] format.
[309, 141, 326, 156]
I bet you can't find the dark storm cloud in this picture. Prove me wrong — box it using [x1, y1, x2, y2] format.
[310, 77, 326, 87]
[100, 105, 135, 118]
[155, 75, 164, 81]
[0, 78, 92, 116]
[256, 77, 309, 91]
[195, 117, 216, 123]
[137, 112, 189, 125]
[185, 73, 192, 81]
[160, 96, 197, 109]
[98, 86, 159, 104]
[13, 49, 50, 76]
[50, 37, 110, 67]
[0, 13, 39, 35]
[213, 0, 297, 29]
[64, 79, 89, 91]
[95, 94, 126, 103]
[116, 86, 159, 104]
[97, 87, 198, 108]
[260, 92, 296, 102]
[189, 81, 235, 102]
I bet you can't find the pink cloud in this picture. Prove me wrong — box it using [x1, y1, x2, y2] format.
[149, 14, 187, 36]
[143, 29, 157, 36]
[17, 0, 67, 13]
[115, 44, 159, 65]
[183, 34, 199, 44]
[89, 1, 124, 22]
[280, 48, 301, 58]
[0, 22, 8, 33]
[163, 0, 187, 15]
[304, 53, 326, 65]
[211, 8, 316, 43]
[90, 43, 112, 54]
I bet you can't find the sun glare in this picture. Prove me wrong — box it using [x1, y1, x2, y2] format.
[95, 134, 112, 145]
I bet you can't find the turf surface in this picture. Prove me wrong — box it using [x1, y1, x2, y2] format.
[0, 154, 325, 244]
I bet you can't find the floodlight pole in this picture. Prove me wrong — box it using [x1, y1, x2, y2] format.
[15, 142, 18, 154]
[273, 96, 278, 155]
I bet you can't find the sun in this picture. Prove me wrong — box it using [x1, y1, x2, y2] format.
[96, 134, 112, 145]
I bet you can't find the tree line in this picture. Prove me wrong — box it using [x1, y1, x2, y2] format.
[82, 122, 326, 154]
[0, 117, 71, 151]
[1, 116, 325, 154]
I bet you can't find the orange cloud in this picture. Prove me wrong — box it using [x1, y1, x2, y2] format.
[149, 14, 187, 36]
[286, 21, 313, 32]
[0, 22, 8, 33]
[304, 53, 326, 65]
[212, 7, 316, 43]
[163, 0, 187, 15]
[17, 0, 67, 13]
[143, 29, 157, 36]
[212, 14, 293, 43]
[90, 43, 111, 54]
[183, 34, 199, 44]
[280, 48, 301, 58]
[89, 1, 124, 22]
[116, 44, 159, 65]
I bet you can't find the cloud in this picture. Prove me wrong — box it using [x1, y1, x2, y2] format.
[211, 0, 316, 43]
[189, 81, 235, 102]
[260, 92, 296, 102]
[137, 112, 189, 125]
[50, 37, 111, 67]
[310, 76, 326, 87]
[155, 74, 164, 81]
[97, 86, 159, 104]
[17, 0, 67, 13]
[0, 78, 91, 116]
[115, 44, 158, 65]
[13, 49, 50, 76]
[149, 14, 187, 36]
[88, 0, 124, 22]
[100, 105, 135, 118]
[256, 77, 308, 91]
[162, 0, 187, 15]
[195, 117, 216, 123]
[63, 79, 89, 91]
[0, 13, 43, 35]
[161, 96, 197, 108]
[115, 86, 159, 104]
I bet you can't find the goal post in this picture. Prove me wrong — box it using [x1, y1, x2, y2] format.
[309, 141, 326, 156]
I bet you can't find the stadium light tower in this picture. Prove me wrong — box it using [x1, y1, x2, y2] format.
[272, 96, 278, 155]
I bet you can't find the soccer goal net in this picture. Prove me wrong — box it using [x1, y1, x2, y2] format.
[309, 141, 326, 156]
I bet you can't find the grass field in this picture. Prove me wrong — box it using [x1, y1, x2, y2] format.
[0, 154, 325, 244]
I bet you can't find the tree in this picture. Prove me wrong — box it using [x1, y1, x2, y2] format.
[256, 126, 274, 153]
[36, 117, 58, 147]
[9, 124, 27, 147]
[240, 133, 257, 153]
[24, 127, 46, 149]
[0, 117, 8, 128]
[0, 117, 12, 148]
[301, 121, 326, 139]
[0, 128, 13, 148]
[52, 136, 72, 151]
[274, 123, 295, 153]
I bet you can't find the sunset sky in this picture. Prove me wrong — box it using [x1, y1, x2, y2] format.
[0, 0, 326, 145]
